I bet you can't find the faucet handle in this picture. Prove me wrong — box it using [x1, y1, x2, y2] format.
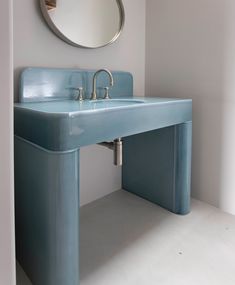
[103, 87, 111, 99]
[74, 87, 84, 101]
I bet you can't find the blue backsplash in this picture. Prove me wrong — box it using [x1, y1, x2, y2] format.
[19, 67, 133, 103]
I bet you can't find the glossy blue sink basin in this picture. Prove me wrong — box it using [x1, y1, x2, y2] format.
[14, 97, 192, 152]
[15, 98, 145, 113]
[89, 99, 145, 107]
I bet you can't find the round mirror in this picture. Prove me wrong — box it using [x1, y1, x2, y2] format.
[40, 0, 125, 49]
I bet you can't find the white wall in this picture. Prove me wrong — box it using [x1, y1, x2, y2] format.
[146, 0, 235, 215]
[0, 0, 16, 284]
[14, 0, 146, 205]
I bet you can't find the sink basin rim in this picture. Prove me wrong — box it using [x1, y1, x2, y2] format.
[88, 98, 145, 104]
[14, 97, 192, 117]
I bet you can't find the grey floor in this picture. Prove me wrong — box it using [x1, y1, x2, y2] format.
[17, 190, 235, 285]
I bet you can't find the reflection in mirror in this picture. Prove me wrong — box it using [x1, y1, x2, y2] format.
[40, 0, 125, 49]
[46, 0, 56, 11]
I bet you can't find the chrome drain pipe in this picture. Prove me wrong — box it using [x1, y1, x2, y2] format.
[98, 138, 123, 166]
[113, 138, 122, 166]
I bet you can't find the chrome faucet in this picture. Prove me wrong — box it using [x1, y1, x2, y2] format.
[91, 69, 114, 100]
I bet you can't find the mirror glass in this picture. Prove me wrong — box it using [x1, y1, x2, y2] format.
[40, 0, 125, 49]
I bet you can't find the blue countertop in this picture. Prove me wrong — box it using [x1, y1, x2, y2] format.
[14, 97, 192, 152]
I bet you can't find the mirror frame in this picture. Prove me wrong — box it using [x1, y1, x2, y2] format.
[40, 0, 125, 49]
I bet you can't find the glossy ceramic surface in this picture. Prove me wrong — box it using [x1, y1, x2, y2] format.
[15, 67, 193, 285]
[15, 98, 145, 113]
[123, 122, 192, 215]
[19, 67, 133, 102]
[15, 96, 192, 151]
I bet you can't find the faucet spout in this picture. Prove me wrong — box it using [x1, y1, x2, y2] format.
[91, 69, 114, 100]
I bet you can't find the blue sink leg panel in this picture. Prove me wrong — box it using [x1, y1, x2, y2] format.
[15, 137, 80, 285]
[122, 122, 192, 215]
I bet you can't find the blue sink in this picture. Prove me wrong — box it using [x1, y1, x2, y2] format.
[14, 96, 192, 151]
[15, 98, 145, 113]
[14, 68, 193, 285]
[14, 67, 192, 151]
[88, 98, 145, 107]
